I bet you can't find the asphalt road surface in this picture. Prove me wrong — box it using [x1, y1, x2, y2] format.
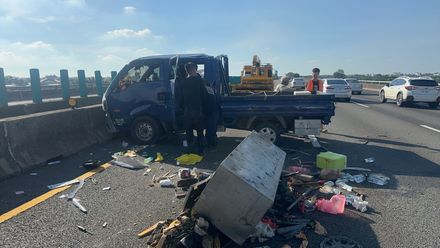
[1, 90, 439, 247]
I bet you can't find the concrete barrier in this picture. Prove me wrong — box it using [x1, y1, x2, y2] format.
[0, 105, 111, 180]
[0, 96, 102, 119]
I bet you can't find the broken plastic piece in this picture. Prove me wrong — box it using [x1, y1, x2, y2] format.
[15, 191, 25, 195]
[155, 152, 164, 162]
[143, 168, 152, 176]
[72, 198, 87, 213]
[144, 157, 154, 164]
[178, 168, 191, 179]
[30, 173, 38, 176]
[102, 222, 107, 228]
[364, 157, 375, 163]
[102, 187, 111, 191]
[368, 173, 390, 186]
[159, 179, 173, 187]
[316, 194, 346, 214]
[335, 179, 353, 192]
[47, 160, 61, 165]
[48, 179, 80, 189]
[345, 194, 368, 212]
[175, 154, 203, 165]
[314, 221, 328, 235]
[67, 179, 85, 199]
[83, 160, 100, 168]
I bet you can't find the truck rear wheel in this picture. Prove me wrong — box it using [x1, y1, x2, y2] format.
[255, 123, 280, 144]
[130, 116, 162, 144]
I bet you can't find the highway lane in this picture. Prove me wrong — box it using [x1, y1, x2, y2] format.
[0, 96, 439, 247]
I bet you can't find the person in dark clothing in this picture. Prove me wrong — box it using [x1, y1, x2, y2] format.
[203, 82, 219, 148]
[181, 62, 206, 154]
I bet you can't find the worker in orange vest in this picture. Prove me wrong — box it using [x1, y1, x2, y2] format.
[306, 68, 323, 94]
[307, 68, 327, 132]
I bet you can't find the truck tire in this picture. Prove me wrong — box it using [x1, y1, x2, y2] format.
[254, 122, 280, 144]
[130, 116, 162, 144]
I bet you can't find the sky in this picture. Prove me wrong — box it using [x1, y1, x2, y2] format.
[0, 0, 439, 77]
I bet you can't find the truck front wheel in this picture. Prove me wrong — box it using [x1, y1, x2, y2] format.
[130, 116, 162, 144]
[255, 123, 281, 144]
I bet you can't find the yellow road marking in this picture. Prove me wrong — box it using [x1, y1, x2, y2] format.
[0, 163, 111, 224]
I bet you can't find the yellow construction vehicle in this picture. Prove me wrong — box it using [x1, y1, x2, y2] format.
[232, 55, 274, 92]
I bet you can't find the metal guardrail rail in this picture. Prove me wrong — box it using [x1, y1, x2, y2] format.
[358, 80, 390, 85]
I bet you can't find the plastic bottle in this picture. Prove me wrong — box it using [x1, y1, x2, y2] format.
[316, 194, 346, 214]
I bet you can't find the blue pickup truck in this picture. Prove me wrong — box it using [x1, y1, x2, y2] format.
[102, 54, 335, 144]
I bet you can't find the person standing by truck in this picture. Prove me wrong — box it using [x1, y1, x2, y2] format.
[181, 62, 206, 154]
[306, 68, 323, 94]
[274, 75, 292, 93]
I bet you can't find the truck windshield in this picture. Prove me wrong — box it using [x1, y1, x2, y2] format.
[117, 64, 160, 90]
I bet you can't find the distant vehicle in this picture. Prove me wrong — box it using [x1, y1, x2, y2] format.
[345, 78, 363, 95]
[322, 78, 352, 101]
[379, 76, 440, 108]
[291, 78, 305, 90]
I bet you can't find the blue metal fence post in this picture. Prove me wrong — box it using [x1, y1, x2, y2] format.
[60, 69, 70, 100]
[77, 70, 87, 97]
[0, 68, 8, 107]
[94, 70, 103, 96]
[30, 68, 42, 103]
[111, 71, 117, 81]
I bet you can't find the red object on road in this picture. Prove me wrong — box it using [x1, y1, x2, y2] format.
[316, 194, 346, 214]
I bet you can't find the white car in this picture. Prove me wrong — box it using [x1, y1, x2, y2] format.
[379, 76, 440, 108]
[345, 78, 363, 95]
[291, 78, 305, 90]
[322, 78, 352, 101]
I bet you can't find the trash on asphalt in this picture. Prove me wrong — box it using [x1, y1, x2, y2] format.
[30, 172, 38, 176]
[364, 157, 375, 163]
[144, 157, 154, 164]
[83, 160, 100, 169]
[159, 179, 173, 187]
[72, 198, 87, 213]
[102, 222, 108, 228]
[67, 179, 85, 199]
[15, 191, 25, 195]
[316, 194, 346, 214]
[122, 140, 129, 149]
[134, 132, 381, 246]
[155, 152, 164, 162]
[77, 225, 93, 235]
[110, 156, 146, 170]
[47, 179, 80, 189]
[367, 173, 390, 185]
[143, 168, 152, 176]
[175, 153, 203, 165]
[102, 186, 111, 191]
[47, 160, 61, 165]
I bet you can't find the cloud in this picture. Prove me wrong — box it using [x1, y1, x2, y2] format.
[63, 0, 86, 8]
[135, 48, 158, 56]
[11, 41, 53, 50]
[106, 28, 152, 38]
[28, 15, 56, 23]
[123, 6, 136, 15]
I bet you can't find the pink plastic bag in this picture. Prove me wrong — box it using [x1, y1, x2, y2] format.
[316, 194, 346, 214]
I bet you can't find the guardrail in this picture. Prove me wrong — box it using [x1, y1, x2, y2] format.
[0, 68, 117, 107]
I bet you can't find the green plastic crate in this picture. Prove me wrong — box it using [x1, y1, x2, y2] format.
[317, 152, 347, 170]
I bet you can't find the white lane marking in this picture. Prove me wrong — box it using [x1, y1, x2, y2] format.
[351, 101, 370, 108]
[420, 125, 440, 133]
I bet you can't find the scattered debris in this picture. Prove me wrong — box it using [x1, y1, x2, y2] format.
[345, 194, 368, 212]
[47, 160, 61, 166]
[344, 167, 372, 172]
[364, 157, 375, 163]
[296, 232, 309, 248]
[174, 190, 187, 199]
[15, 191, 25, 195]
[122, 141, 129, 149]
[102, 222, 108, 228]
[367, 173, 390, 186]
[175, 154, 203, 165]
[159, 179, 173, 187]
[29, 173, 38, 176]
[48, 179, 80, 189]
[110, 157, 147, 170]
[83, 160, 100, 169]
[144, 157, 154, 164]
[177, 178, 198, 188]
[67, 179, 85, 199]
[155, 152, 164, 162]
[143, 168, 152, 176]
[72, 198, 87, 213]
[308, 135, 321, 148]
[178, 168, 192, 179]
[316, 194, 346, 214]
[102, 187, 111, 191]
[91, 178, 98, 185]
[314, 221, 328, 236]
[77, 225, 93, 235]
[320, 236, 362, 248]
[317, 152, 347, 170]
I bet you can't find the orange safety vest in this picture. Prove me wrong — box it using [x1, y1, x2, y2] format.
[306, 79, 323, 92]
